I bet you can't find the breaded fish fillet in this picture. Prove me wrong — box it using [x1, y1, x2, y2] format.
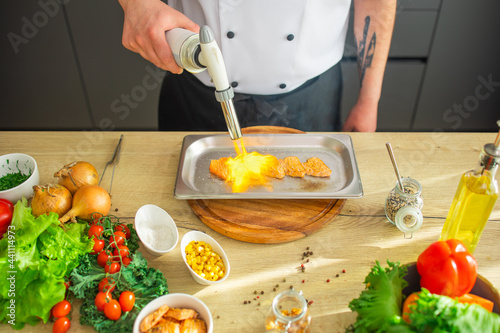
[145, 320, 179, 333]
[303, 157, 332, 177]
[140, 305, 170, 332]
[281, 156, 306, 178]
[209, 155, 331, 180]
[209, 157, 230, 180]
[261, 155, 285, 179]
[165, 308, 198, 321]
[180, 318, 207, 333]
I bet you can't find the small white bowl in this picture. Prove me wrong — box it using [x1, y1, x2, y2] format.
[135, 204, 179, 256]
[133, 293, 213, 333]
[181, 230, 230, 285]
[0, 153, 39, 203]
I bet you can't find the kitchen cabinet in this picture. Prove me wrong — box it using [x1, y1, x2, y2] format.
[0, 0, 497, 132]
[340, 1, 440, 131]
[64, 0, 162, 131]
[0, 0, 162, 131]
[341, 0, 499, 132]
[0, 1, 91, 130]
[412, 0, 500, 131]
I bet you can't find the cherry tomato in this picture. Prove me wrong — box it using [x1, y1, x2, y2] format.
[90, 239, 105, 255]
[90, 213, 104, 225]
[113, 245, 130, 259]
[105, 262, 121, 274]
[97, 251, 111, 268]
[114, 224, 131, 239]
[98, 277, 116, 293]
[52, 316, 71, 333]
[88, 224, 104, 239]
[0, 199, 14, 239]
[104, 299, 122, 320]
[64, 281, 71, 290]
[51, 300, 71, 318]
[109, 231, 126, 248]
[122, 256, 132, 266]
[95, 291, 111, 312]
[118, 291, 135, 312]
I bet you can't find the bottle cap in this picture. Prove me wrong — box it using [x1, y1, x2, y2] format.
[479, 123, 500, 169]
[395, 206, 423, 239]
[480, 143, 500, 170]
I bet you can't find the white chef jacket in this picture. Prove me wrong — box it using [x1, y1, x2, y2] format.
[167, 0, 351, 95]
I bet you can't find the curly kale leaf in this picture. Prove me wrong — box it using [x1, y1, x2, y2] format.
[69, 252, 106, 299]
[115, 251, 168, 308]
[71, 251, 168, 333]
[125, 222, 140, 254]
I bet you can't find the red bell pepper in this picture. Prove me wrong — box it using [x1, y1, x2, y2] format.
[417, 239, 477, 298]
[0, 198, 14, 239]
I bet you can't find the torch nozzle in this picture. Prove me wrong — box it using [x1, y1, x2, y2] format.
[199, 25, 243, 141]
[219, 95, 242, 140]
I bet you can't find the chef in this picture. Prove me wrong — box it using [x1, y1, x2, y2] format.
[117, 0, 396, 132]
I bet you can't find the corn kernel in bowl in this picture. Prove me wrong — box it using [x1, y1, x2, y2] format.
[185, 240, 225, 281]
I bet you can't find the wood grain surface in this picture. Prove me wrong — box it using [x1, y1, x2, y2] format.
[189, 126, 347, 243]
[0, 131, 499, 333]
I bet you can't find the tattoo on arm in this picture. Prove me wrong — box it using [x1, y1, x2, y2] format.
[355, 16, 376, 87]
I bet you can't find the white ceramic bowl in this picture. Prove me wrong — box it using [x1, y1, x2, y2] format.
[181, 230, 230, 285]
[134, 204, 179, 256]
[0, 153, 39, 203]
[133, 293, 213, 333]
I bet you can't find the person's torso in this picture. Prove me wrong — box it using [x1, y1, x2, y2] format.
[168, 0, 351, 95]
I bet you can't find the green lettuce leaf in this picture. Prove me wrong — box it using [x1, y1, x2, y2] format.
[347, 260, 409, 333]
[345, 260, 500, 333]
[409, 288, 500, 332]
[0, 198, 92, 329]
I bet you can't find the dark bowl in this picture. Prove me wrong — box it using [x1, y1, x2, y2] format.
[403, 263, 500, 314]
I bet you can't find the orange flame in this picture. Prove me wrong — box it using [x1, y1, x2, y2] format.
[222, 138, 276, 193]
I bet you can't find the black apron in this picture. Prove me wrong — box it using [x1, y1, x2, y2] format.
[158, 63, 342, 132]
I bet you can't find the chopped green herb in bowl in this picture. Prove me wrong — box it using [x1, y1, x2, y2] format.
[0, 153, 39, 203]
[0, 160, 32, 191]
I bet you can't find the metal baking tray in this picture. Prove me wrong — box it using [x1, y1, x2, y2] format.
[174, 133, 363, 199]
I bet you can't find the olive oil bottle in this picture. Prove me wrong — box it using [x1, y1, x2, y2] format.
[440, 128, 500, 254]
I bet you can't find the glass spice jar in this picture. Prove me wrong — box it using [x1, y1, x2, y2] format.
[265, 289, 311, 333]
[384, 177, 424, 238]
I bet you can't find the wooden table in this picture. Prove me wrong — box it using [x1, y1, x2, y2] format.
[1, 131, 499, 332]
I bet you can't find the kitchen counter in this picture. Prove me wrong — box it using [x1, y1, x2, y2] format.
[1, 131, 499, 332]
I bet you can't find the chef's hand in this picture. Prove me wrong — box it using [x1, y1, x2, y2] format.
[118, 0, 199, 74]
[342, 100, 378, 132]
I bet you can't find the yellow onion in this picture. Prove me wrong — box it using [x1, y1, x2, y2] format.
[31, 184, 72, 218]
[54, 161, 99, 195]
[59, 185, 111, 223]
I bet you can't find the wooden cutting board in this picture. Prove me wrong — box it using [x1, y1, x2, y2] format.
[188, 126, 347, 244]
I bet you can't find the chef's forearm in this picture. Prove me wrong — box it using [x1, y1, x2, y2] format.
[352, 0, 396, 106]
[117, 0, 133, 11]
